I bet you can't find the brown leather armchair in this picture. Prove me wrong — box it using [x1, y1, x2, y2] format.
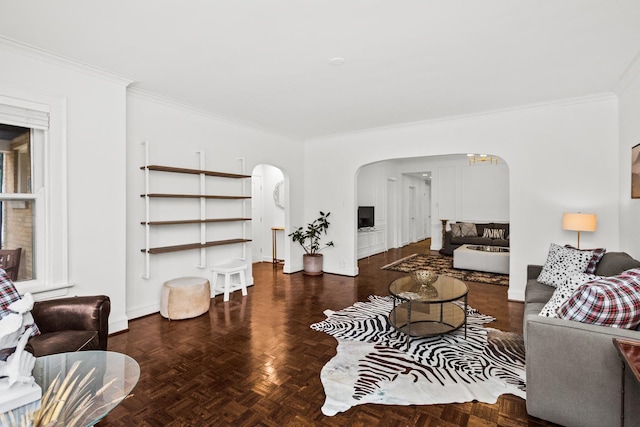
[26, 295, 111, 357]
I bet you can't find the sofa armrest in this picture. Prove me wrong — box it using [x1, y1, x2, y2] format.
[31, 295, 111, 349]
[525, 314, 640, 427]
[527, 264, 543, 280]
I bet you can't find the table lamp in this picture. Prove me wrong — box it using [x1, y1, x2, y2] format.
[562, 213, 597, 249]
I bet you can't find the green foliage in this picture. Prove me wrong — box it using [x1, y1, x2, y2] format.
[289, 211, 335, 255]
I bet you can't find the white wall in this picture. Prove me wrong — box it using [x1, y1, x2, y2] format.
[619, 72, 640, 257]
[305, 94, 619, 301]
[0, 40, 130, 332]
[126, 91, 302, 320]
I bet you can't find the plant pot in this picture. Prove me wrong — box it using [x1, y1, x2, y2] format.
[303, 254, 323, 276]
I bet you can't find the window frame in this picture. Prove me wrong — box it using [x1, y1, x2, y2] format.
[0, 88, 69, 297]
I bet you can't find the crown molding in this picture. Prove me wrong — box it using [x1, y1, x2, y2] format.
[614, 49, 640, 95]
[307, 92, 618, 142]
[128, 87, 296, 141]
[0, 35, 133, 87]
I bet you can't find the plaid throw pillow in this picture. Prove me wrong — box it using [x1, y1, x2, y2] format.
[557, 268, 640, 328]
[565, 245, 606, 274]
[0, 268, 40, 336]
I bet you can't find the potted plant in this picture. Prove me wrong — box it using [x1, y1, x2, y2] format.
[289, 211, 334, 275]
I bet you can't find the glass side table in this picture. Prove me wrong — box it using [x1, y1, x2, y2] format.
[2, 350, 139, 427]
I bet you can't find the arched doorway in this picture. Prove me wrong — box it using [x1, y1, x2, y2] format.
[356, 154, 509, 257]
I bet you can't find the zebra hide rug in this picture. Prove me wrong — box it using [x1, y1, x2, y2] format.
[311, 295, 526, 416]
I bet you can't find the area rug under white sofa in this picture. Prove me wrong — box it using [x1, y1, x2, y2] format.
[311, 296, 525, 416]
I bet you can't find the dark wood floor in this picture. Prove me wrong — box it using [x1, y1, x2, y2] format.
[104, 242, 558, 426]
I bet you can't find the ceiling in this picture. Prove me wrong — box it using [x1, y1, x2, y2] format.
[1, 1, 640, 140]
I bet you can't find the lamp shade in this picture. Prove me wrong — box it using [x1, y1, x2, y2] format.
[562, 213, 597, 232]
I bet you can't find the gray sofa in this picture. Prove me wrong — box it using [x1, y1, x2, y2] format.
[524, 252, 640, 427]
[441, 222, 509, 256]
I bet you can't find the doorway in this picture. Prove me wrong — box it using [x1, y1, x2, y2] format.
[251, 165, 286, 264]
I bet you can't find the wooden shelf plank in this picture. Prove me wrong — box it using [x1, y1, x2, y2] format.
[141, 165, 251, 179]
[141, 218, 251, 225]
[141, 238, 252, 254]
[141, 194, 250, 199]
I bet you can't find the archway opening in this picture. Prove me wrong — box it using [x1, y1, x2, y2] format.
[356, 153, 509, 262]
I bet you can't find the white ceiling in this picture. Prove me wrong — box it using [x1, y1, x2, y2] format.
[1, 1, 640, 140]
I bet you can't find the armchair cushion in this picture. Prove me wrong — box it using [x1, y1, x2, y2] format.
[28, 295, 110, 357]
[27, 331, 99, 357]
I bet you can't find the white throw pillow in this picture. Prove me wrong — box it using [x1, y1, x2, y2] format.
[537, 243, 594, 287]
[538, 273, 599, 318]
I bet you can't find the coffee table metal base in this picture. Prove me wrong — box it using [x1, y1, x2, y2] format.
[389, 297, 467, 349]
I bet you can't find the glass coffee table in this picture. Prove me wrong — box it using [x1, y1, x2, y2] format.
[2, 351, 139, 426]
[388, 274, 468, 348]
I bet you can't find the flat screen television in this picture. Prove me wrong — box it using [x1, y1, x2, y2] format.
[358, 206, 375, 229]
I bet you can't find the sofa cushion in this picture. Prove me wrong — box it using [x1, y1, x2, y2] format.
[537, 243, 594, 287]
[525, 279, 555, 304]
[525, 302, 547, 320]
[557, 268, 640, 328]
[539, 273, 600, 318]
[595, 252, 640, 277]
[451, 236, 495, 245]
[460, 222, 477, 237]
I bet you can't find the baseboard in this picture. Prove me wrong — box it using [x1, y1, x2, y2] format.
[127, 302, 161, 321]
[508, 288, 525, 302]
[109, 313, 129, 334]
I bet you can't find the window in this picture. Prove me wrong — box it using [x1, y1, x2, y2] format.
[0, 91, 68, 295]
[0, 124, 40, 282]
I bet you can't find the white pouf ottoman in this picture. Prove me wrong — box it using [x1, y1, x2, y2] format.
[160, 276, 210, 320]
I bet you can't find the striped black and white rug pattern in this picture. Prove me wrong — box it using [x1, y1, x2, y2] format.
[311, 295, 526, 416]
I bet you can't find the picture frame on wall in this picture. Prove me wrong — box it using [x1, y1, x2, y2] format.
[633, 143, 640, 198]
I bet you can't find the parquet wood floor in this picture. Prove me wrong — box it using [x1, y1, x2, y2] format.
[104, 242, 559, 426]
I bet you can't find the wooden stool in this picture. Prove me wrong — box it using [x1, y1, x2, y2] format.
[211, 260, 248, 302]
[160, 277, 210, 320]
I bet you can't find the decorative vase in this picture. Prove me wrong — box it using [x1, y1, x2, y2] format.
[303, 254, 323, 276]
[411, 270, 438, 297]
